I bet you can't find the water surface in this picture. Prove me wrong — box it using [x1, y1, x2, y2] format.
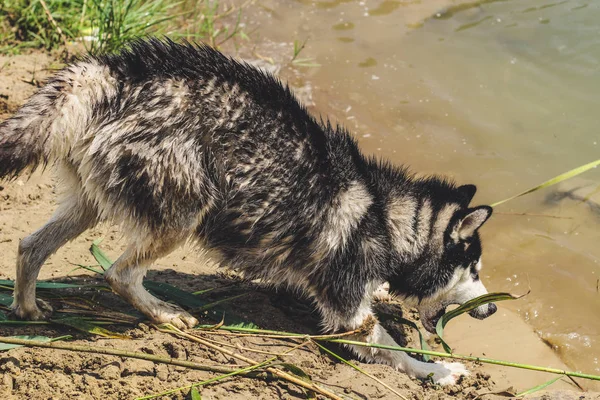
[239, 0, 600, 382]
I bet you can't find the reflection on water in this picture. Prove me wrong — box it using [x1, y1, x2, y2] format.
[241, 0, 600, 383]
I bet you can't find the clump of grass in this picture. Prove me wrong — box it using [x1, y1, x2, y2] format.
[172, 0, 252, 48]
[0, 0, 252, 55]
[0, 0, 85, 53]
[290, 38, 320, 67]
[85, 0, 177, 54]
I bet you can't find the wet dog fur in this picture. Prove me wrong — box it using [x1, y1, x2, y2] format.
[0, 39, 497, 385]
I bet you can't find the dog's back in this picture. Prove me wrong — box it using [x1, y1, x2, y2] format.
[0, 39, 369, 325]
[2, 40, 331, 237]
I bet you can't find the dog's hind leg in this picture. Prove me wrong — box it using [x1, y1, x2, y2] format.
[11, 192, 98, 320]
[104, 234, 198, 329]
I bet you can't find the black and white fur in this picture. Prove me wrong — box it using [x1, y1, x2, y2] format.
[0, 39, 497, 385]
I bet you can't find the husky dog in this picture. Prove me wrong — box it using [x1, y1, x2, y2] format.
[0, 39, 496, 385]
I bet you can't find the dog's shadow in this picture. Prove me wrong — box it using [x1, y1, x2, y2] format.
[23, 269, 323, 335]
[140, 269, 411, 346]
[1, 268, 412, 348]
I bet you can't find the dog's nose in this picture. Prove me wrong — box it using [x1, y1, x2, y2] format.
[468, 302, 497, 319]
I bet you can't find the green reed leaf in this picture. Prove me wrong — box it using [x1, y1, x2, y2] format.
[0, 292, 13, 306]
[90, 239, 113, 270]
[190, 387, 202, 400]
[516, 376, 563, 397]
[492, 159, 600, 207]
[52, 317, 129, 339]
[0, 335, 71, 351]
[435, 291, 527, 353]
[0, 279, 94, 289]
[377, 312, 430, 362]
[276, 363, 313, 383]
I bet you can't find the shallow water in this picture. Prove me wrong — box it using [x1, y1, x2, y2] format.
[238, 0, 600, 382]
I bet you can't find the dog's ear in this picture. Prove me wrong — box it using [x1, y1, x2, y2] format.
[456, 184, 477, 205]
[453, 206, 492, 240]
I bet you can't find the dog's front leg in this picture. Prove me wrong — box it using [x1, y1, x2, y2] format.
[329, 307, 468, 385]
[104, 238, 199, 330]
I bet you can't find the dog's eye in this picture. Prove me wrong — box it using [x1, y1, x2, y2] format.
[470, 265, 479, 280]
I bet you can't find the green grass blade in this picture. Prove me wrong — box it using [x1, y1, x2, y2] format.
[0, 335, 71, 351]
[90, 239, 113, 270]
[377, 313, 430, 362]
[195, 324, 293, 334]
[191, 293, 249, 313]
[0, 292, 13, 306]
[69, 264, 106, 276]
[217, 319, 259, 330]
[0, 279, 97, 289]
[190, 387, 202, 400]
[143, 283, 258, 329]
[492, 159, 600, 207]
[191, 287, 215, 295]
[516, 376, 563, 397]
[52, 317, 129, 339]
[0, 320, 51, 325]
[275, 363, 313, 383]
[435, 291, 527, 353]
[397, 317, 431, 362]
[184, 324, 600, 383]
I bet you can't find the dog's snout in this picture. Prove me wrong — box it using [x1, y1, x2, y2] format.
[468, 302, 497, 320]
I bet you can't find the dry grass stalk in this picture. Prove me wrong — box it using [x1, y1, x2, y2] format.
[158, 324, 346, 400]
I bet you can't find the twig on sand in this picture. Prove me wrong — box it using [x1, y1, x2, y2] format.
[138, 336, 311, 400]
[196, 324, 361, 339]
[198, 334, 292, 356]
[157, 324, 346, 400]
[0, 336, 248, 375]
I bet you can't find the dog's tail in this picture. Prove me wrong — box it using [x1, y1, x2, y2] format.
[0, 60, 117, 180]
[0, 82, 57, 179]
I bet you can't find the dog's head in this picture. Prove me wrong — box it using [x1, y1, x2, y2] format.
[386, 183, 497, 333]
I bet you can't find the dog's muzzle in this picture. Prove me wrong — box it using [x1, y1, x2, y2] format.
[468, 303, 497, 319]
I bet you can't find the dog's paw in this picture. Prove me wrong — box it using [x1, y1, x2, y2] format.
[151, 303, 199, 329]
[430, 362, 469, 385]
[10, 298, 53, 321]
[168, 313, 199, 330]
